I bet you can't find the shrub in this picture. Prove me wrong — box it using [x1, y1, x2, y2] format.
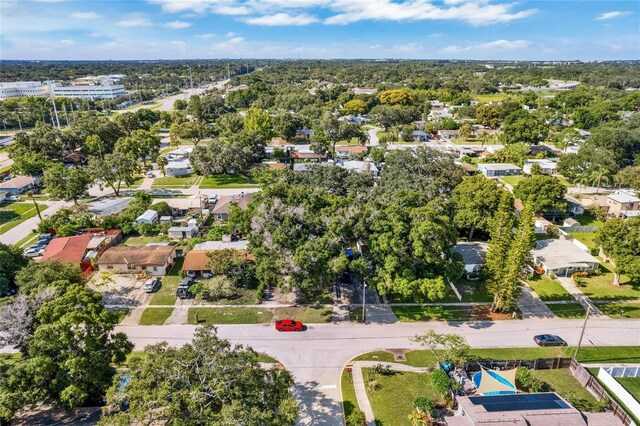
[200, 276, 237, 301]
[346, 409, 366, 426]
[367, 380, 380, 391]
[413, 396, 437, 418]
[430, 369, 452, 397]
[516, 367, 550, 392]
[572, 271, 590, 278]
[374, 363, 392, 376]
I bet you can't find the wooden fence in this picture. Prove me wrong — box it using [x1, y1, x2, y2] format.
[570, 359, 636, 426]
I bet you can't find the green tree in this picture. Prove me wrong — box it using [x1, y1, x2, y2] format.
[596, 217, 640, 286]
[243, 108, 273, 140]
[483, 142, 529, 166]
[175, 120, 211, 146]
[485, 191, 515, 304]
[615, 166, 640, 190]
[343, 99, 367, 115]
[475, 104, 500, 128]
[88, 151, 137, 197]
[413, 330, 471, 366]
[156, 155, 168, 176]
[589, 167, 613, 194]
[15, 259, 83, 295]
[501, 111, 546, 145]
[99, 326, 297, 425]
[173, 99, 187, 110]
[379, 89, 415, 106]
[458, 123, 473, 139]
[25, 190, 42, 221]
[207, 249, 255, 287]
[451, 176, 503, 239]
[0, 243, 27, 295]
[0, 284, 132, 421]
[44, 164, 91, 204]
[514, 175, 568, 220]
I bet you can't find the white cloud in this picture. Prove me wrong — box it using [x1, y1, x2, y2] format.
[441, 39, 530, 53]
[595, 11, 632, 21]
[70, 12, 100, 20]
[116, 16, 153, 27]
[87, 32, 103, 37]
[60, 39, 75, 45]
[393, 42, 423, 53]
[148, 0, 534, 26]
[198, 33, 217, 39]
[225, 32, 236, 37]
[245, 12, 318, 26]
[214, 36, 245, 49]
[165, 20, 192, 28]
[429, 33, 443, 38]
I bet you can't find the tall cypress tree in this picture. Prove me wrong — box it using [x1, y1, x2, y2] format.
[492, 202, 536, 312]
[485, 191, 515, 307]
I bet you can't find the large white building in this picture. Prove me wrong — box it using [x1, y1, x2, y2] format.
[0, 82, 48, 100]
[49, 80, 126, 100]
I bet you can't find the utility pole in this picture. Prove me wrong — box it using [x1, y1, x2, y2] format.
[188, 66, 193, 94]
[47, 81, 61, 129]
[574, 305, 591, 361]
[362, 280, 367, 324]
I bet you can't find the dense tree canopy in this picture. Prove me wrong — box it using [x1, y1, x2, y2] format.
[514, 176, 569, 219]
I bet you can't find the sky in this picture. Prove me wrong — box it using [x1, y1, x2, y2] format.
[1, 0, 639, 61]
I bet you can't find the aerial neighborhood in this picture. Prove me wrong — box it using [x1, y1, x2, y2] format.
[0, 57, 639, 425]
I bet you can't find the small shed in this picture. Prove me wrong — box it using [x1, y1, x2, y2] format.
[135, 209, 159, 224]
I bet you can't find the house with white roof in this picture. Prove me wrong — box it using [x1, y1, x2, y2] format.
[166, 147, 194, 160]
[532, 239, 600, 277]
[477, 163, 521, 177]
[522, 159, 558, 176]
[607, 190, 640, 218]
[165, 160, 194, 177]
[135, 209, 158, 224]
[335, 160, 379, 177]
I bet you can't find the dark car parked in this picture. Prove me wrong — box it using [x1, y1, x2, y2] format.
[176, 277, 194, 299]
[534, 334, 566, 347]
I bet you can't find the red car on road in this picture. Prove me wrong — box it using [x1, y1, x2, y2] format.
[275, 319, 304, 332]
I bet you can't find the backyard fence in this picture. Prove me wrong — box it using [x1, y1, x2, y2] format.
[560, 225, 599, 233]
[464, 357, 572, 372]
[570, 359, 636, 426]
[598, 367, 640, 419]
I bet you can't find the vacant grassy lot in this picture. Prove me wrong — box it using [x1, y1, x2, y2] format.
[527, 275, 573, 301]
[473, 93, 510, 102]
[188, 306, 332, 324]
[364, 369, 441, 426]
[353, 346, 640, 367]
[500, 175, 525, 187]
[192, 286, 258, 305]
[531, 369, 599, 412]
[139, 307, 174, 325]
[152, 175, 198, 188]
[547, 303, 585, 318]
[597, 302, 640, 318]
[149, 258, 184, 306]
[453, 279, 494, 302]
[122, 235, 170, 246]
[578, 262, 640, 301]
[0, 202, 47, 234]
[199, 174, 258, 189]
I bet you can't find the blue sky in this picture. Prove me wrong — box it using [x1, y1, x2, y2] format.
[1, 0, 639, 60]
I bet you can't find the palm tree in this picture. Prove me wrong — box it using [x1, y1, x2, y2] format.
[407, 409, 430, 426]
[574, 172, 590, 193]
[589, 168, 613, 194]
[26, 190, 42, 221]
[156, 156, 168, 177]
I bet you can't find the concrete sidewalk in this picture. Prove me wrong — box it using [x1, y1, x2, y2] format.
[556, 277, 604, 317]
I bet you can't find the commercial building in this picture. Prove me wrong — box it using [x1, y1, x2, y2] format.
[0, 82, 48, 100]
[48, 81, 126, 100]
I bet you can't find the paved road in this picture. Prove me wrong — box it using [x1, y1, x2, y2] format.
[366, 127, 381, 146]
[0, 200, 70, 245]
[116, 318, 640, 425]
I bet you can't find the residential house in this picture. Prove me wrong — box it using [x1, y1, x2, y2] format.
[88, 197, 133, 216]
[135, 209, 158, 224]
[451, 242, 488, 280]
[532, 239, 600, 277]
[607, 190, 640, 218]
[339, 114, 368, 124]
[0, 176, 40, 195]
[565, 195, 585, 216]
[447, 393, 621, 426]
[162, 196, 210, 217]
[456, 162, 478, 176]
[429, 108, 453, 120]
[168, 219, 199, 240]
[165, 160, 194, 177]
[335, 159, 379, 177]
[0, 191, 7, 202]
[534, 217, 554, 234]
[40, 234, 93, 271]
[437, 129, 459, 140]
[411, 130, 429, 142]
[473, 128, 500, 138]
[165, 147, 193, 161]
[212, 193, 254, 221]
[182, 240, 251, 278]
[429, 100, 445, 109]
[522, 159, 558, 176]
[477, 163, 521, 177]
[97, 245, 177, 276]
[291, 149, 327, 161]
[352, 87, 376, 95]
[334, 145, 368, 158]
[295, 129, 313, 140]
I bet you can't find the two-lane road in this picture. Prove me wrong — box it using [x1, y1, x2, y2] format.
[117, 318, 640, 425]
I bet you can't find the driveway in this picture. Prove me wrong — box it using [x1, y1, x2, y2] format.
[115, 318, 640, 425]
[366, 127, 382, 146]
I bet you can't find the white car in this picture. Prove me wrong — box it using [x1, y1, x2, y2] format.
[24, 248, 45, 258]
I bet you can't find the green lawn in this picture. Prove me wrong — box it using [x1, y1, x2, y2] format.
[199, 174, 258, 189]
[597, 302, 640, 318]
[139, 307, 174, 325]
[188, 306, 332, 324]
[392, 305, 513, 322]
[531, 369, 600, 412]
[527, 275, 573, 301]
[364, 369, 441, 426]
[573, 213, 604, 227]
[353, 346, 640, 367]
[547, 303, 585, 318]
[618, 378, 640, 401]
[120, 176, 144, 189]
[578, 262, 640, 301]
[149, 258, 184, 306]
[122, 235, 170, 246]
[13, 233, 39, 249]
[341, 368, 360, 420]
[567, 232, 598, 251]
[0, 164, 12, 174]
[256, 353, 278, 363]
[473, 93, 510, 102]
[500, 175, 525, 187]
[0, 202, 47, 234]
[192, 286, 258, 305]
[152, 175, 198, 188]
[454, 279, 494, 302]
